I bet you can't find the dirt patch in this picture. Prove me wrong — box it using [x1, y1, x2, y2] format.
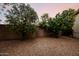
[0, 36, 79, 56]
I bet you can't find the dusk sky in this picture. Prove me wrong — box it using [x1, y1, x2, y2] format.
[0, 3, 79, 24]
[30, 3, 79, 17]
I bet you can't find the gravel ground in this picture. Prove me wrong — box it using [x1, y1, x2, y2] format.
[0, 36, 79, 56]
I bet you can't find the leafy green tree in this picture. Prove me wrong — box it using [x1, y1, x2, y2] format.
[61, 9, 76, 36]
[47, 13, 62, 37]
[5, 3, 38, 40]
[42, 9, 76, 37]
[41, 13, 49, 21]
[39, 13, 49, 29]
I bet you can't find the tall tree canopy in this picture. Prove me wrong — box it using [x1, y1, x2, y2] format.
[4, 3, 38, 40]
[5, 4, 38, 24]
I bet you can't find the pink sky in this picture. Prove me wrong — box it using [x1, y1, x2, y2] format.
[30, 3, 79, 18]
[0, 3, 79, 24]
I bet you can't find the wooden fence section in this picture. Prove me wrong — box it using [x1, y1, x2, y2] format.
[73, 31, 79, 39]
[0, 24, 79, 40]
[0, 25, 47, 40]
[0, 25, 22, 40]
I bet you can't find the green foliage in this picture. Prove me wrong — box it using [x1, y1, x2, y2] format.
[47, 13, 62, 37]
[5, 3, 38, 40]
[39, 13, 49, 29]
[49, 9, 76, 36]
[61, 9, 76, 30]
[40, 9, 76, 37]
[41, 13, 49, 21]
[60, 9, 76, 36]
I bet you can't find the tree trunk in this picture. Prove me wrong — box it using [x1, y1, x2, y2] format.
[21, 32, 26, 40]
